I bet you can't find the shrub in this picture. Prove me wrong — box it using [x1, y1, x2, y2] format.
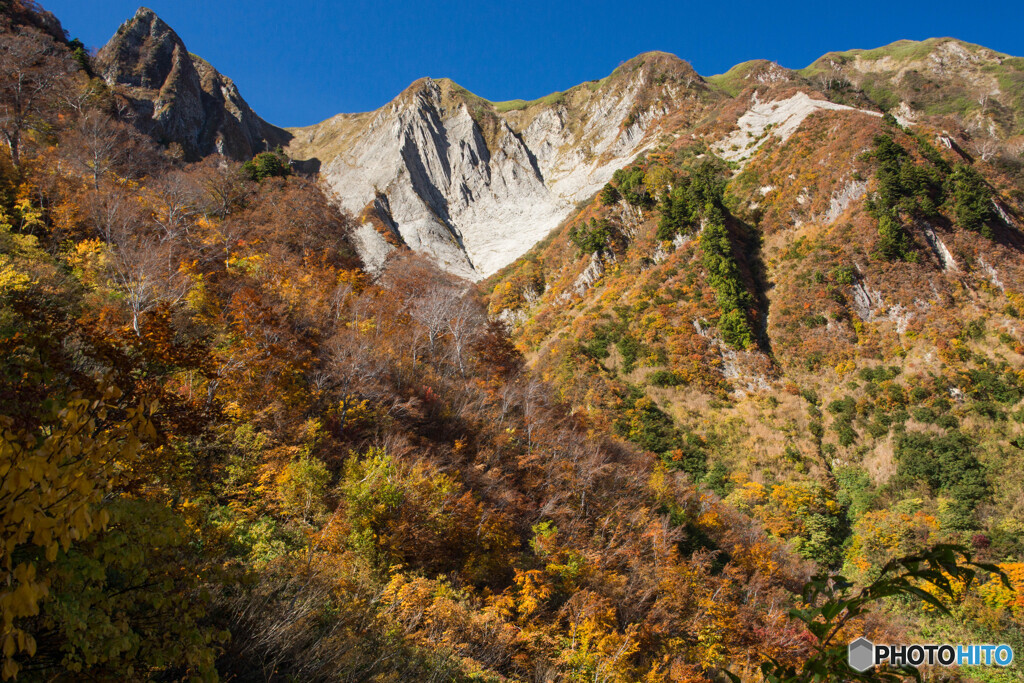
[616, 334, 644, 373]
[836, 423, 857, 446]
[702, 461, 733, 497]
[876, 211, 915, 261]
[614, 391, 707, 479]
[701, 203, 755, 350]
[830, 265, 855, 285]
[279, 455, 330, 522]
[866, 134, 946, 261]
[965, 368, 1021, 403]
[568, 218, 612, 254]
[661, 436, 709, 480]
[827, 396, 857, 417]
[758, 482, 847, 567]
[717, 309, 753, 349]
[599, 183, 620, 206]
[243, 150, 291, 181]
[911, 406, 937, 423]
[834, 465, 876, 518]
[649, 369, 683, 387]
[611, 166, 651, 206]
[656, 160, 727, 239]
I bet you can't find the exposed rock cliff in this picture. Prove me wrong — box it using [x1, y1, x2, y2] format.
[92, 13, 1024, 285]
[0, 0, 67, 43]
[97, 8, 288, 161]
[285, 53, 708, 279]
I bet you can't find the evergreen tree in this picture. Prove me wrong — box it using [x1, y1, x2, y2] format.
[949, 163, 994, 236]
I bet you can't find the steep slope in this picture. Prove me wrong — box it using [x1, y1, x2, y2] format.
[96, 7, 289, 161]
[484, 71, 1024, 598]
[285, 53, 714, 279]
[478, 42, 1024, 675]
[2, 14, 830, 680]
[0, 0, 66, 42]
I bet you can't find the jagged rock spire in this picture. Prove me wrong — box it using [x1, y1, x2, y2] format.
[97, 7, 289, 161]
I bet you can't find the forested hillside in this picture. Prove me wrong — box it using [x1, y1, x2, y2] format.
[1, 1, 1023, 681]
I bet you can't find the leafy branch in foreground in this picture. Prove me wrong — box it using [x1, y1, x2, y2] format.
[728, 545, 1009, 683]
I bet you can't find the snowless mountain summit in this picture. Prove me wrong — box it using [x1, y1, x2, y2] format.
[97, 7, 289, 161]
[283, 53, 706, 279]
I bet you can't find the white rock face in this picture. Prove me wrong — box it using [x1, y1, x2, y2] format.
[350, 223, 395, 274]
[920, 223, 957, 272]
[992, 199, 1017, 229]
[824, 179, 868, 223]
[715, 92, 881, 165]
[287, 72, 681, 280]
[851, 278, 916, 333]
[978, 257, 1005, 291]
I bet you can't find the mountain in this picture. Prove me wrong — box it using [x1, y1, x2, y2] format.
[484, 35, 1024, 592]
[96, 7, 289, 161]
[286, 39, 1024, 281]
[799, 37, 1024, 138]
[284, 53, 710, 279]
[0, 0, 66, 42]
[3, 1, 1024, 679]
[92, 15, 1024, 284]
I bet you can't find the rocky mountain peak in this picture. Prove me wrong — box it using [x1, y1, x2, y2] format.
[97, 7, 288, 161]
[394, 76, 440, 101]
[99, 7, 183, 89]
[0, 0, 66, 42]
[285, 55, 701, 280]
[390, 77, 467, 117]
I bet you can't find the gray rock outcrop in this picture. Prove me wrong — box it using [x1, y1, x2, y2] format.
[97, 7, 288, 161]
[285, 53, 705, 279]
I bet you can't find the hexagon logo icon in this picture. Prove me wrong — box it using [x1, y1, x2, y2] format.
[848, 637, 875, 672]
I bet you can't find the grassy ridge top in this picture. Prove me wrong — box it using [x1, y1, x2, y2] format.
[800, 37, 1005, 74]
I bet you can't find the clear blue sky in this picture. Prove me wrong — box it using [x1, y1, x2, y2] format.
[42, 0, 1024, 128]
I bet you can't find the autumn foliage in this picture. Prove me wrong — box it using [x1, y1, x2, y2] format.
[2, 3, 1024, 680]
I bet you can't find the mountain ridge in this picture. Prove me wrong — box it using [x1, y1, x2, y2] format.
[94, 10, 1024, 282]
[275, 37, 1022, 280]
[282, 51, 710, 279]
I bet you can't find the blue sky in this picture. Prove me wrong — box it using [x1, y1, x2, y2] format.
[44, 0, 1024, 128]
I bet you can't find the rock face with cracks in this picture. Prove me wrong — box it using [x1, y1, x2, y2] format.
[97, 7, 289, 161]
[284, 54, 703, 279]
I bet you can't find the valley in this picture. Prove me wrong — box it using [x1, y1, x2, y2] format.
[1, 2, 1023, 681]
